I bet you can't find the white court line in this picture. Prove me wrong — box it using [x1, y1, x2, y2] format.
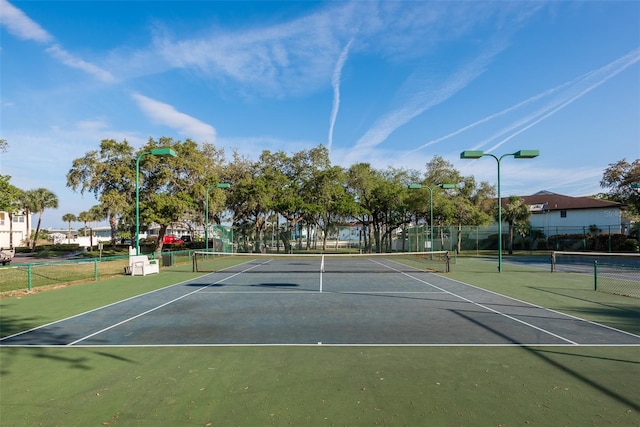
[66, 262, 268, 346]
[0, 274, 218, 342]
[432, 272, 640, 341]
[5, 343, 638, 348]
[368, 259, 580, 345]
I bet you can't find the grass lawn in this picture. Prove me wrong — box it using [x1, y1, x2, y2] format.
[1, 257, 639, 426]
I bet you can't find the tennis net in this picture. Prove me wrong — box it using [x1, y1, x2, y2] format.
[192, 251, 452, 274]
[550, 251, 640, 273]
[550, 251, 639, 298]
[594, 261, 640, 298]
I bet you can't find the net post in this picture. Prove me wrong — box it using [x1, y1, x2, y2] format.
[445, 251, 450, 273]
[94, 259, 98, 281]
[593, 260, 597, 291]
[550, 251, 556, 272]
[192, 252, 197, 273]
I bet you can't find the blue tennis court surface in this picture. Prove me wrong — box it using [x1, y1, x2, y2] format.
[2, 263, 639, 347]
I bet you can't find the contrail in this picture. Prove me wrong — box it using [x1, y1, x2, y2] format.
[485, 47, 640, 153]
[327, 38, 354, 151]
[409, 47, 640, 154]
[405, 79, 576, 154]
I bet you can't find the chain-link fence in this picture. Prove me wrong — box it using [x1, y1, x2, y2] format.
[595, 262, 640, 298]
[0, 255, 130, 294]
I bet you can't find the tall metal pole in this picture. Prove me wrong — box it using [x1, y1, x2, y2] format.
[496, 154, 503, 272]
[460, 149, 539, 273]
[429, 186, 434, 252]
[205, 189, 210, 252]
[135, 152, 148, 256]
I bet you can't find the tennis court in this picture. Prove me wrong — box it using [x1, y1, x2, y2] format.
[2, 253, 639, 347]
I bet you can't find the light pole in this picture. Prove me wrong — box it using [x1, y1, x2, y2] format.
[631, 183, 640, 252]
[135, 147, 177, 255]
[408, 183, 456, 252]
[460, 149, 539, 272]
[205, 183, 230, 252]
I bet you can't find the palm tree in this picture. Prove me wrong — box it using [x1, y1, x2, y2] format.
[23, 188, 59, 251]
[88, 205, 107, 249]
[78, 206, 105, 250]
[62, 213, 77, 244]
[501, 196, 531, 255]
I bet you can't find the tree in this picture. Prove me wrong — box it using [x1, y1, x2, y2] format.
[599, 158, 640, 217]
[501, 196, 531, 255]
[0, 139, 8, 154]
[67, 139, 136, 245]
[305, 165, 356, 251]
[23, 188, 58, 251]
[77, 207, 104, 250]
[62, 213, 77, 244]
[262, 146, 330, 252]
[417, 156, 495, 252]
[0, 175, 24, 248]
[370, 168, 414, 252]
[138, 137, 224, 253]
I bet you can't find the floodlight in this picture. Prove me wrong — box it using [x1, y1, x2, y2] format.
[460, 150, 484, 159]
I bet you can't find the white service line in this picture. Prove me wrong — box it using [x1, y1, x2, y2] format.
[67, 262, 266, 346]
[434, 272, 640, 340]
[370, 258, 579, 345]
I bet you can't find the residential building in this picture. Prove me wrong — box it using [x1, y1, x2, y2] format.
[0, 211, 30, 248]
[518, 190, 627, 236]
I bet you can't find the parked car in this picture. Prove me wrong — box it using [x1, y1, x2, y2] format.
[162, 235, 184, 245]
[0, 248, 15, 266]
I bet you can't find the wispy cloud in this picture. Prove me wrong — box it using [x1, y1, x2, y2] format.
[327, 38, 354, 151]
[2, 0, 116, 83]
[0, 0, 52, 43]
[131, 93, 217, 143]
[344, 43, 504, 164]
[46, 44, 116, 83]
[150, 5, 352, 97]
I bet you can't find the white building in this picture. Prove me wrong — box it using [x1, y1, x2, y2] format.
[47, 226, 113, 247]
[0, 211, 30, 248]
[517, 191, 627, 235]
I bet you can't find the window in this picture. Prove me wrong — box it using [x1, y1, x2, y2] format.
[13, 215, 25, 223]
[560, 210, 567, 218]
[0, 212, 4, 226]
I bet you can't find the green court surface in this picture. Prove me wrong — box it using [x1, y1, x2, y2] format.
[1, 257, 638, 426]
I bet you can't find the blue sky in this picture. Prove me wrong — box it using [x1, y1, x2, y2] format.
[1, 1, 639, 229]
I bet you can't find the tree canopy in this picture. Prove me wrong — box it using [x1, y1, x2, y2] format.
[599, 158, 640, 218]
[61, 138, 506, 253]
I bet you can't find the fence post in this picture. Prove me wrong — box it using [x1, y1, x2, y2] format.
[94, 259, 98, 281]
[27, 264, 32, 291]
[593, 260, 598, 291]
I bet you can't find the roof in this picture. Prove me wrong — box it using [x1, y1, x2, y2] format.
[502, 191, 625, 212]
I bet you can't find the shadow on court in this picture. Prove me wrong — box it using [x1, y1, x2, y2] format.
[524, 346, 640, 412]
[250, 283, 300, 287]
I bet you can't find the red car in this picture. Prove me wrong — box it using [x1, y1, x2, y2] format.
[162, 235, 184, 245]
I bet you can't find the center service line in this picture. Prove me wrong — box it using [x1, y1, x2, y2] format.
[67, 264, 264, 346]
